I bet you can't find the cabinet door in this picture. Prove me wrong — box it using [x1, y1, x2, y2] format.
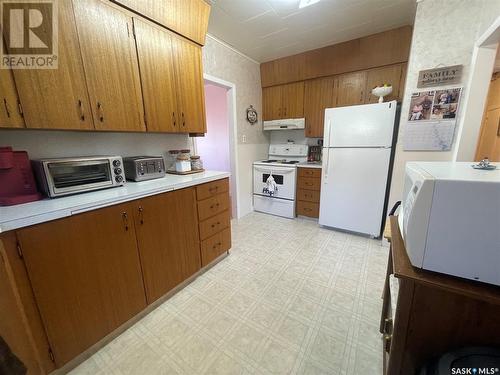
[6, 0, 93, 130]
[173, 36, 206, 133]
[262, 85, 282, 121]
[113, 0, 210, 46]
[475, 108, 500, 162]
[72, 0, 145, 132]
[134, 18, 178, 132]
[17, 203, 147, 366]
[133, 188, 201, 303]
[281, 81, 304, 118]
[364, 65, 403, 104]
[304, 77, 337, 137]
[0, 68, 24, 128]
[337, 71, 367, 107]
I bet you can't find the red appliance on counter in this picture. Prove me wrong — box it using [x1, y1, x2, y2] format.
[0, 147, 42, 206]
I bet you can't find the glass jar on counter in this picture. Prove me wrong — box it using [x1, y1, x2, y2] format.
[167, 150, 180, 171]
[176, 154, 191, 172]
[179, 149, 191, 160]
[190, 155, 203, 171]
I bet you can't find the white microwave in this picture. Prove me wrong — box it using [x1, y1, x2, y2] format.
[399, 162, 500, 286]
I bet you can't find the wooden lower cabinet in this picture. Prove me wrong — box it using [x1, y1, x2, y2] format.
[1, 179, 231, 371]
[296, 167, 322, 218]
[201, 228, 231, 267]
[196, 178, 232, 266]
[17, 202, 148, 366]
[133, 187, 201, 303]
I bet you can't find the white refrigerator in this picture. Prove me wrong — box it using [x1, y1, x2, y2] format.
[319, 101, 397, 237]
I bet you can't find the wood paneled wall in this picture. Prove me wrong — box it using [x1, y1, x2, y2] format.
[260, 26, 412, 88]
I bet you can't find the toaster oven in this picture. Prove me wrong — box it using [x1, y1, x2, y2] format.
[32, 156, 126, 198]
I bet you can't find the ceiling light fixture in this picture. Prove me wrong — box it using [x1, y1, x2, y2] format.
[299, 0, 321, 9]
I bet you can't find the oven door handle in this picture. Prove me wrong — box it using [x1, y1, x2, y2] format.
[254, 167, 295, 174]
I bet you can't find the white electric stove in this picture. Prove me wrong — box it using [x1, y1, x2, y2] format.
[253, 144, 308, 218]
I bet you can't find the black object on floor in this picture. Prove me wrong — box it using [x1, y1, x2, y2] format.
[419, 347, 500, 375]
[0, 336, 27, 375]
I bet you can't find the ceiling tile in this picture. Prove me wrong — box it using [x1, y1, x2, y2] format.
[207, 0, 416, 62]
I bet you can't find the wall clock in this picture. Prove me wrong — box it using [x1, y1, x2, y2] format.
[246, 105, 258, 124]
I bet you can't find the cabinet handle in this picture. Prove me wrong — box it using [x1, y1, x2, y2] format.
[212, 242, 222, 250]
[211, 221, 221, 228]
[138, 206, 144, 225]
[172, 112, 176, 128]
[17, 100, 23, 117]
[181, 112, 185, 128]
[97, 102, 104, 122]
[210, 203, 220, 210]
[497, 117, 500, 136]
[121, 212, 129, 231]
[383, 318, 393, 334]
[209, 186, 219, 193]
[3, 98, 10, 118]
[78, 99, 85, 121]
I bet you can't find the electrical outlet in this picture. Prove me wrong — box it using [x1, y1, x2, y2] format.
[242, 134, 247, 143]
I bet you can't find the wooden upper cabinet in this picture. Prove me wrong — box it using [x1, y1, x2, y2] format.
[364, 64, 403, 104]
[133, 18, 178, 132]
[6, 0, 93, 130]
[281, 82, 304, 119]
[0, 68, 24, 128]
[72, 0, 145, 132]
[172, 36, 206, 133]
[133, 188, 201, 303]
[304, 77, 337, 137]
[17, 202, 147, 366]
[336, 71, 367, 107]
[112, 0, 210, 45]
[263, 85, 282, 121]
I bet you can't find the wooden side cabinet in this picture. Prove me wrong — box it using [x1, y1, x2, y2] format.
[262, 82, 304, 121]
[296, 167, 322, 218]
[304, 77, 337, 138]
[382, 216, 500, 374]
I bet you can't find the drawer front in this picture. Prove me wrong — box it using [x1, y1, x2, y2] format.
[298, 168, 322, 178]
[297, 201, 320, 218]
[197, 193, 230, 221]
[199, 210, 230, 240]
[297, 189, 321, 203]
[201, 227, 231, 267]
[297, 177, 321, 191]
[196, 178, 229, 201]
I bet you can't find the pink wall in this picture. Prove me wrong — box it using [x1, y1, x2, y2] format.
[197, 83, 230, 172]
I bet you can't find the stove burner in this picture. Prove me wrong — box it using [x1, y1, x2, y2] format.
[259, 159, 300, 164]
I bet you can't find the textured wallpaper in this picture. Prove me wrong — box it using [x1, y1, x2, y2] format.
[389, 0, 500, 207]
[203, 35, 269, 146]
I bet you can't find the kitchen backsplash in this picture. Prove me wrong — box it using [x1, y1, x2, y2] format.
[0, 130, 193, 160]
[269, 129, 322, 147]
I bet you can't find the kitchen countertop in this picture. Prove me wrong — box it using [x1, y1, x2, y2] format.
[0, 171, 230, 233]
[297, 162, 322, 169]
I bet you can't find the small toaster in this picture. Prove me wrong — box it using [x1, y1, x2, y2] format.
[123, 156, 165, 182]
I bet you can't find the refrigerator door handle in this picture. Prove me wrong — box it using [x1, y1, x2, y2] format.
[323, 149, 330, 184]
[324, 119, 332, 147]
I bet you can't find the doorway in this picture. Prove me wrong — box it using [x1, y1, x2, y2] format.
[475, 67, 500, 161]
[193, 74, 239, 218]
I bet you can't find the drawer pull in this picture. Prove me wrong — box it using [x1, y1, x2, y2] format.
[209, 186, 219, 193]
[211, 221, 221, 228]
[138, 206, 144, 225]
[212, 242, 222, 250]
[210, 203, 220, 210]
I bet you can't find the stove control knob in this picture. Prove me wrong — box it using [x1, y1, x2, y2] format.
[113, 159, 121, 167]
[115, 175, 124, 183]
[114, 168, 122, 175]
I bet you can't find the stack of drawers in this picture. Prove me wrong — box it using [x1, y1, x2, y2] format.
[296, 167, 322, 218]
[196, 178, 232, 266]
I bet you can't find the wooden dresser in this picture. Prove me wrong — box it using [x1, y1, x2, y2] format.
[382, 216, 500, 374]
[296, 167, 322, 218]
[196, 178, 232, 266]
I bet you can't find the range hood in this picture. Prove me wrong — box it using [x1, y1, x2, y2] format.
[263, 118, 305, 131]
